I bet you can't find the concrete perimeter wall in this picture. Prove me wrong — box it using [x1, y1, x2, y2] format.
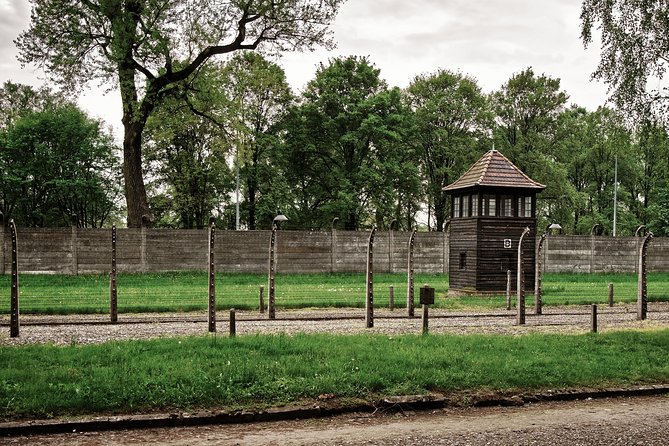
[0, 226, 666, 274]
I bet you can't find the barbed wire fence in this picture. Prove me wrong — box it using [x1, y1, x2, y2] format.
[1, 222, 668, 337]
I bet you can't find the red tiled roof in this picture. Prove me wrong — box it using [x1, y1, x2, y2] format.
[443, 149, 545, 191]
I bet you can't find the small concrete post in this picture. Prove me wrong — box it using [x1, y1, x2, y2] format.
[389, 285, 394, 311]
[506, 269, 512, 311]
[109, 225, 118, 324]
[535, 233, 547, 315]
[591, 304, 598, 333]
[422, 304, 429, 335]
[229, 309, 236, 337]
[259, 286, 265, 314]
[208, 220, 216, 332]
[9, 219, 19, 338]
[608, 283, 614, 307]
[637, 232, 653, 321]
[268, 225, 277, 320]
[407, 229, 416, 318]
[517, 227, 531, 325]
[365, 226, 377, 328]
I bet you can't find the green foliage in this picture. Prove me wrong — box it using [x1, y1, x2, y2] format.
[280, 56, 418, 230]
[555, 106, 639, 234]
[634, 121, 669, 234]
[581, 0, 669, 125]
[0, 84, 121, 227]
[1, 330, 668, 419]
[406, 69, 491, 231]
[491, 68, 574, 228]
[16, 0, 345, 227]
[144, 65, 235, 229]
[0, 81, 68, 129]
[218, 52, 295, 230]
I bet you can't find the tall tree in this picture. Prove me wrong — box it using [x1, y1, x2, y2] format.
[0, 81, 67, 129]
[581, 0, 669, 126]
[491, 68, 573, 227]
[555, 106, 638, 234]
[143, 78, 233, 229]
[0, 104, 121, 227]
[218, 52, 293, 230]
[405, 69, 491, 231]
[16, 0, 344, 227]
[281, 56, 413, 230]
[634, 120, 669, 231]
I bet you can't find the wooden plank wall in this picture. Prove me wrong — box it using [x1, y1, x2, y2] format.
[476, 218, 536, 292]
[448, 220, 478, 290]
[2, 227, 669, 275]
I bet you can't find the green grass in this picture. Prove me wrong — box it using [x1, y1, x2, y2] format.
[1, 330, 668, 420]
[1, 272, 668, 315]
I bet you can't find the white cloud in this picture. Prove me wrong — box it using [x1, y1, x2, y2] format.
[0, 0, 609, 136]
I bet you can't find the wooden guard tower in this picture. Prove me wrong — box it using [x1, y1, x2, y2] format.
[443, 149, 545, 294]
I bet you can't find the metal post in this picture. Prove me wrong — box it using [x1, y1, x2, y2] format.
[208, 220, 216, 332]
[331, 217, 339, 274]
[9, 219, 19, 338]
[517, 227, 530, 325]
[140, 214, 149, 272]
[71, 214, 78, 275]
[613, 156, 618, 237]
[608, 283, 614, 307]
[534, 233, 547, 315]
[389, 220, 396, 273]
[365, 226, 377, 328]
[268, 225, 277, 320]
[259, 285, 265, 314]
[591, 304, 598, 333]
[0, 211, 5, 276]
[109, 225, 118, 324]
[407, 229, 416, 318]
[506, 269, 512, 311]
[389, 285, 394, 311]
[637, 232, 653, 320]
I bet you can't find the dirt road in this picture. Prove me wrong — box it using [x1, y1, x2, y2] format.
[5, 395, 668, 445]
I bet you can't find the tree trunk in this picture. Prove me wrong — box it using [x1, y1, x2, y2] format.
[434, 192, 447, 232]
[123, 121, 152, 228]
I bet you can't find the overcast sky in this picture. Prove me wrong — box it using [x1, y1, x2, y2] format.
[0, 0, 609, 139]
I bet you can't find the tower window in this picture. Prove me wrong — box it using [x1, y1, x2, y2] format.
[524, 196, 532, 217]
[459, 252, 467, 269]
[503, 198, 513, 217]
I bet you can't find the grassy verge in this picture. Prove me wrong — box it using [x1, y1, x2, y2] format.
[1, 330, 668, 421]
[1, 272, 669, 314]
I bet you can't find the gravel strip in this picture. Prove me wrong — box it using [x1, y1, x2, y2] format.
[1, 303, 668, 346]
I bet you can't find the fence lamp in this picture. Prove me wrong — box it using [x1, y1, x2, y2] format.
[273, 213, 288, 229]
[547, 223, 562, 235]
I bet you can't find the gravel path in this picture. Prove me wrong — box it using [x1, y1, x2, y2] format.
[1, 303, 668, 345]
